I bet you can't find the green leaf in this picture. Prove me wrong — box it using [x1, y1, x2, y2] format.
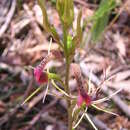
[56, 0, 65, 19]
[38, 0, 62, 47]
[92, 0, 116, 20]
[72, 9, 82, 47]
[56, 0, 74, 28]
[50, 0, 56, 4]
[91, 12, 109, 42]
[63, 0, 74, 28]
[38, 0, 50, 31]
[76, 9, 82, 45]
[91, 0, 116, 42]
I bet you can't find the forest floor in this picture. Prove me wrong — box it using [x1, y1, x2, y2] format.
[0, 0, 130, 130]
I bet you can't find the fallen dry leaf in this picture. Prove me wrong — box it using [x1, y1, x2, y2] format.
[114, 70, 130, 82]
[114, 32, 126, 57]
[106, 80, 130, 92]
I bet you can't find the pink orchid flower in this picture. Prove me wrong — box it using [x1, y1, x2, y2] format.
[77, 91, 92, 107]
[34, 67, 48, 84]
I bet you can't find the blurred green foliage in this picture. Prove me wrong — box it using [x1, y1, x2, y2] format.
[91, 0, 117, 42]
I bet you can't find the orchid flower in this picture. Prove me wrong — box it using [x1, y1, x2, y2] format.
[77, 91, 92, 107]
[22, 39, 53, 105]
[34, 67, 48, 84]
[72, 63, 121, 130]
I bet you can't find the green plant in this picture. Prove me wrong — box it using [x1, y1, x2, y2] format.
[22, 0, 121, 130]
[90, 0, 117, 42]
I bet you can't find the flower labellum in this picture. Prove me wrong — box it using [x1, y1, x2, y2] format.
[77, 91, 92, 107]
[34, 67, 48, 84]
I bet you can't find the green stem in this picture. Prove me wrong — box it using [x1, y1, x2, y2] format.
[65, 57, 69, 93]
[63, 25, 73, 130]
[63, 25, 68, 56]
[66, 57, 73, 130]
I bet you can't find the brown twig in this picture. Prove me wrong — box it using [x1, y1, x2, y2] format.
[106, 65, 130, 80]
[23, 4, 44, 42]
[24, 99, 58, 130]
[24, 91, 45, 114]
[0, 105, 20, 126]
[0, 0, 16, 37]
[89, 114, 111, 130]
[22, 79, 34, 103]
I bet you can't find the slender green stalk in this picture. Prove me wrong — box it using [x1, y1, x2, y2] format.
[63, 25, 68, 57]
[65, 57, 70, 93]
[66, 57, 73, 130]
[63, 26, 73, 130]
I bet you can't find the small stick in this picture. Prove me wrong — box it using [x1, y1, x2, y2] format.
[0, 0, 16, 37]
